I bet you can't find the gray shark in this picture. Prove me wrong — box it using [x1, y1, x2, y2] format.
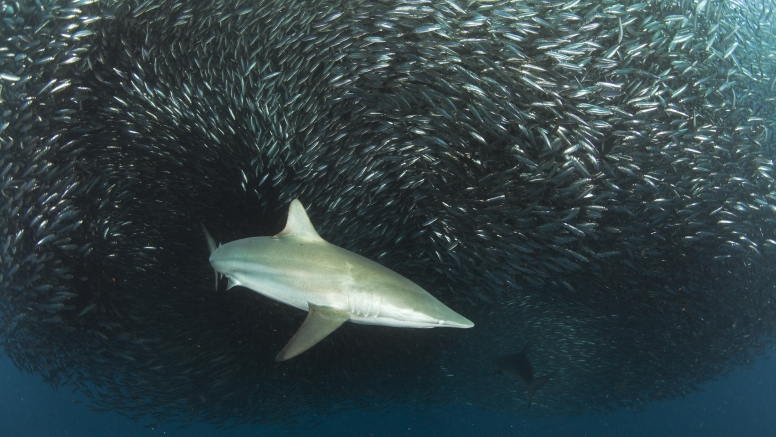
[203, 199, 474, 361]
[494, 344, 555, 408]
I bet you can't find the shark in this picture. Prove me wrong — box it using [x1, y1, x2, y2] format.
[202, 199, 474, 361]
[494, 344, 555, 408]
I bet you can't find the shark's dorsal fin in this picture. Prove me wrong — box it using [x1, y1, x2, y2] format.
[272, 199, 324, 242]
[275, 303, 350, 361]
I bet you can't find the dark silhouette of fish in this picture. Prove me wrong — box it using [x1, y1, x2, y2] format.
[494, 344, 555, 408]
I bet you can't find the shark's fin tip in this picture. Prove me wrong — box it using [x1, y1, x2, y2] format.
[272, 199, 324, 242]
[275, 303, 350, 361]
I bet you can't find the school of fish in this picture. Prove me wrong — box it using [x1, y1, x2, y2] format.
[1, 0, 775, 425]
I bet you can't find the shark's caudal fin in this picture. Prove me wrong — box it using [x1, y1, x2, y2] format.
[526, 371, 555, 409]
[201, 224, 220, 290]
[275, 303, 350, 361]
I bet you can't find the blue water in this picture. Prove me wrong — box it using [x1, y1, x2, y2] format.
[1, 347, 774, 437]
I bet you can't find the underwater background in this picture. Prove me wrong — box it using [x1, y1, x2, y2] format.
[2, 350, 775, 436]
[2, 0, 776, 434]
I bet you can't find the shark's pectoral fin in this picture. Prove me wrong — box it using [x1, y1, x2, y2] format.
[275, 303, 350, 362]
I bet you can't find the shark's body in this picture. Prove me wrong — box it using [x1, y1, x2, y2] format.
[494, 344, 555, 408]
[203, 199, 473, 361]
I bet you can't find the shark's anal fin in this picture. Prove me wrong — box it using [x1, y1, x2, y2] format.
[272, 199, 324, 242]
[275, 303, 350, 362]
[201, 223, 220, 290]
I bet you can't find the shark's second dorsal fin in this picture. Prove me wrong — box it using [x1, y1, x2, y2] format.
[275, 303, 350, 361]
[273, 199, 324, 242]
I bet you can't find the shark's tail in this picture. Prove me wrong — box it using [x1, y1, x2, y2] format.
[526, 371, 555, 409]
[201, 224, 220, 290]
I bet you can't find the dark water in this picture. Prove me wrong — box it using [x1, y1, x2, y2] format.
[2, 349, 774, 437]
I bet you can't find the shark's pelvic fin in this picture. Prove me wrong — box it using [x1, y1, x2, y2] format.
[275, 303, 350, 362]
[201, 224, 220, 290]
[526, 371, 555, 409]
[272, 199, 323, 242]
